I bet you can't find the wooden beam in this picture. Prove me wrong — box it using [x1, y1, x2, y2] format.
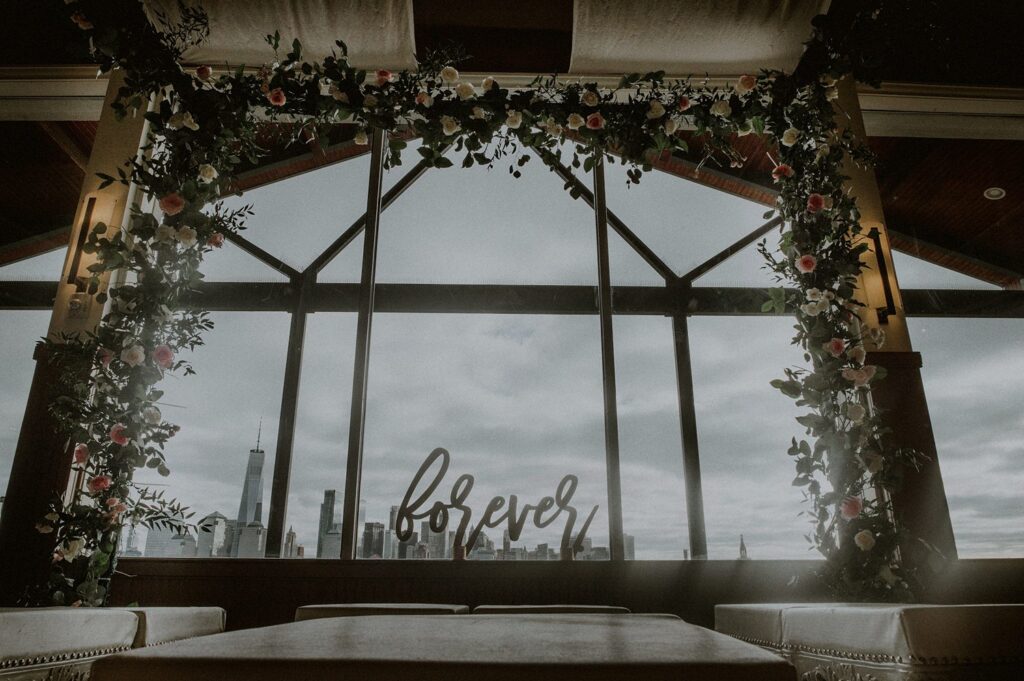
[38, 122, 89, 170]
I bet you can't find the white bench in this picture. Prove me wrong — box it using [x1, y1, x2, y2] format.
[294, 602, 469, 621]
[715, 603, 1024, 680]
[1, 606, 225, 680]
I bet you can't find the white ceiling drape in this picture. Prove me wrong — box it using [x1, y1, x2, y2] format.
[143, 0, 417, 69]
[569, 0, 831, 76]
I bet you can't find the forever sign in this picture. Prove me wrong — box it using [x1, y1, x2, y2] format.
[396, 448, 600, 555]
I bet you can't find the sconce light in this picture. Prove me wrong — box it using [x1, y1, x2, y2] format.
[868, 228, 897, 324]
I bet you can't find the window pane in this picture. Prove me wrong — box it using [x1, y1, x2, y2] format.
[892, 251, 1000, 290]
[615, 315, 688, 559]
[375, 146, 597, 284]
[285, 313, 357, 558]
[0, 248, 65, 280]
[603, 163, 769, 278]
[125, 311, 291, 558]
[695, 238, 781, 288]
[219, 155, 372, 270]
[911, 317, 1024, 556]
[689, 316, 812, 559]
[0, 311, 51, 503]
[199, 240, 290, 282]
[361, 314, 609, 560]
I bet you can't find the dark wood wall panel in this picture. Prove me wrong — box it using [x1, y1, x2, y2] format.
[109, 558, 1024, 631]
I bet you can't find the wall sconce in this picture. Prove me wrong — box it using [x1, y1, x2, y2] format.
[868, 227, 897, 324]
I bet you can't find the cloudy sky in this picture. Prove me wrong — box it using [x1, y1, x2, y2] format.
[1, 143, 1021, 560]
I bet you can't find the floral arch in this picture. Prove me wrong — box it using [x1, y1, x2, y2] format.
[38, 0, 935, 605]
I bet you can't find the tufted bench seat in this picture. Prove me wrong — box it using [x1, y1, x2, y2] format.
[1, 606, 226, 680]
[295, 603, 469, 621]
[0, 607, 137, 680]
[715, 603, 1024, 680]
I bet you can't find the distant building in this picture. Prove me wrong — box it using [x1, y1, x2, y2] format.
[624, 533, 636, 560]
[317, 490, 338, 558]
[231, 425, 266, 557]
[320, 528, 342, 558]
[739, 534, 749, 560]
[196, 512, 230, 557]
[236, 522, 266, 558]
[283, 526, 297, 558]
[144, 524, 182, 557]
[362, 522, 384, 558]
[176, 533, 197, 557]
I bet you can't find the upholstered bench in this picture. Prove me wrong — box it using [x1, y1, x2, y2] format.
[123, 607, 226, 648]
[473, 604, 632, 614]
[0, 607, 137, 680]
[294, 602, 469, 621]
[715, 603, 1024, 680]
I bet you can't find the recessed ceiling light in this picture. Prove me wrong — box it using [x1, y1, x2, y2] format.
[983, 187, 1006, 200]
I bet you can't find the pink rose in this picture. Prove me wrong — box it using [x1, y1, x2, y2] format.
[207, 232, 225, 248]
[677, 96, 691, 111]
[73, 443, 89, 465]
[415, 91, 433, 107]
[110, 423, 129, 446]
[824, 338, 846, 358]
[795, 254, 817, 274]
[152, 344, 174, 369]
[807, 193, 826, 213]
[375, 70, 393, 86]
[87, 475, 112, 493]
[158, 193, 186, 216]
[97, 347, 113, 369]
[585, 112, 605, 130]
[840, 496, 863, 520]
[861, 365, 877, 382]
[267, 88, 286, 106]
[736, 74, 757, 94]
[771, 164, 794, 181]
[195, 65, 212, 81]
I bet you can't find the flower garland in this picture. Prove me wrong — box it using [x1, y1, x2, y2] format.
[37, 0, 933, 605]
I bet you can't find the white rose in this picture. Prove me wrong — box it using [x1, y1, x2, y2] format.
[581, 90, 600, 107]
[152, 224, 175, 242]
[481, 76, 495, 91]
[663, 117, 678, 134]
[505, 110, 523, 129]
[440, 115, 461, 136]
[646, 100, 666, 119]
[567, 113, 585, 130]
[64, 538, 86, 562]
[440, 66, 459, 84]
[854, 529, 876, 551]
[143, 405, 162, 425]
[176, 226, 197, 247]
[781, 127, 800, 147]
[471, 107, 487, 120]
[806, 288, 823, 302]
[455, 82, 475, 100]
[363, 94, 378, 109]
[544, 118, 563, 136]
[846, 402, 867, 424]
[197, 164, 218, 184]
[709, 99, 732, 118]
[353, 129, 369, 145]
[121, 344, 146, 367]
[799, 302, 822, 317]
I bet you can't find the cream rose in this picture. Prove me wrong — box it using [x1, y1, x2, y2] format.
[353, 129, 369, 146]
[197, 163, 218, 184]
[854, 529, 876, 551]
[143, 405, 162, 425]
[663, 117, 678, 135]
[846, 402, 867, 423]
[506, 110, 523, 129]
[440, 116, 461, 136]
[471, 106, 487, 120]
[176, 226, 197, 247]
[709, 99, 732, 118]
[481, 76, 496, 91]
[781, 127, 800, 147]
[581, 90, 600, 107]
[646, 100, 666, 119]
[455, 82, 476, 100]
[440, 66, 459, 84]
[121, 344, 145, 367]
[567, 113, 585, 130]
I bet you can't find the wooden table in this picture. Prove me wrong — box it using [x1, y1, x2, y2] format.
[91, 613, 795, 681]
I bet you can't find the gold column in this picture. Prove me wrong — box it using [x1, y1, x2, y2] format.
[836, 77, 912, 352]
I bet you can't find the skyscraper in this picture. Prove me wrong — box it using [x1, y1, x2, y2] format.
[362, 522, 384, 558]
[318, 490, 337, 558]
[623, 533, 636, 560]
[284, 526, 297, 558]
[231, 423, 267, 557]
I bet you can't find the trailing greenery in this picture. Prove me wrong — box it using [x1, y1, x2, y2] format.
[38, 0, 937, 605]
